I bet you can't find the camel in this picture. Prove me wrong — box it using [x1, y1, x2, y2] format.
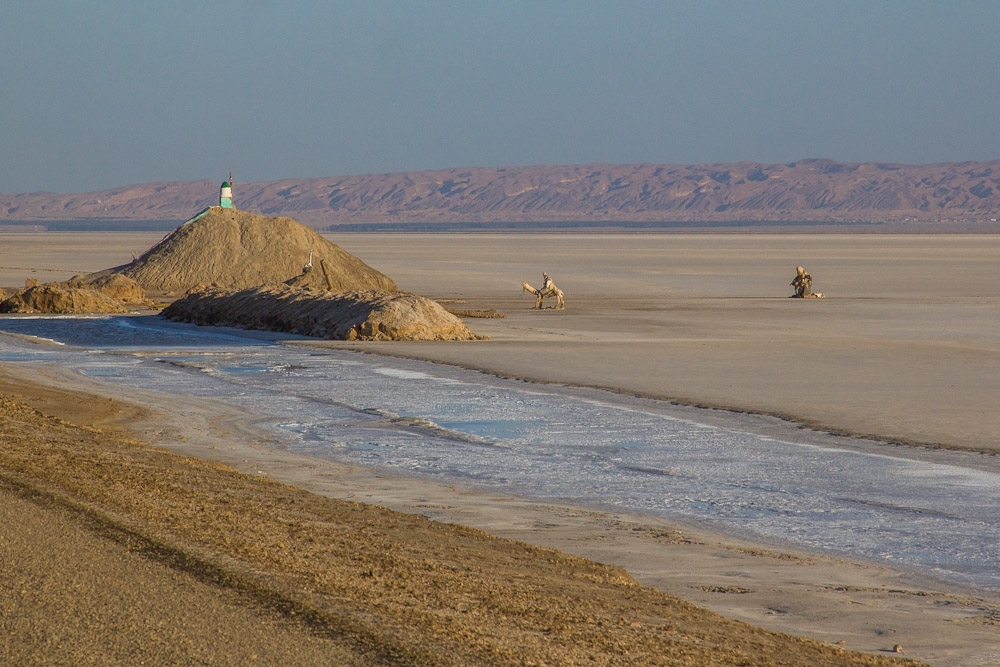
[522, 272, 565, 309]
[790, 265, 824, 298]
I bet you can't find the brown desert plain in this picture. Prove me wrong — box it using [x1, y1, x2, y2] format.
[1, 231, 999, 666]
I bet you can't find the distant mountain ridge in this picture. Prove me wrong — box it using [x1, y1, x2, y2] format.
[3, 159, 999, 229]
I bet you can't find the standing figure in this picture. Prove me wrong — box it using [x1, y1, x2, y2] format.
[541, 272, 555, 294]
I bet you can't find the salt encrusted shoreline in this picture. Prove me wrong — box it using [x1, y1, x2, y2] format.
[1, 374, 927, 666]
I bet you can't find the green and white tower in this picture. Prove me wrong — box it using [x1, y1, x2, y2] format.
[220, 172, 234, 209]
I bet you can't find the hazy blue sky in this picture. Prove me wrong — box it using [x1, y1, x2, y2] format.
[3, 1, 998, 194]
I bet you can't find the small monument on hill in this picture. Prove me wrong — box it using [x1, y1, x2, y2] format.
[220, 172, 234, 209]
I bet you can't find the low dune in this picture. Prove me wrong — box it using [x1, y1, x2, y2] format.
[163, 285, 484, 341]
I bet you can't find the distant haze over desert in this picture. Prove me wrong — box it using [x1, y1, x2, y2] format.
[3, 159, 999, 230]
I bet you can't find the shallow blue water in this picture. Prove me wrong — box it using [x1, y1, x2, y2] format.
[1, 314, 998, 593]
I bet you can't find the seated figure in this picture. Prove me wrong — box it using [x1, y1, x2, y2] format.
[790, 266, 824, 298]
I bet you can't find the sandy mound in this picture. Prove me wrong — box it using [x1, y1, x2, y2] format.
[65, 273, 151, 307]
[0, 273, 152, 314]
[0, 283, 129, 314]
[163, 285, 484, 341]
[106, 208, 396, 294]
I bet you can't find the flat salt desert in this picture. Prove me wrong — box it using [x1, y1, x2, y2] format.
[2, 231, 1000, 665]
[330, 233, 1000, 454]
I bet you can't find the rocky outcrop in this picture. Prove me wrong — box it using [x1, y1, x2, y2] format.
[4, 160, 1000, 226]
[162, 285, 485, 341]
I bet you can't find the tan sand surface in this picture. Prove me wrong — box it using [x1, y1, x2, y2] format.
[0, 480, 362, 666]
[0, 232, 160, 287]
[2, 232, 1000, 665]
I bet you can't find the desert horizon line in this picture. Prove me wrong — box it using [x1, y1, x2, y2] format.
[4, 158, 999, 229]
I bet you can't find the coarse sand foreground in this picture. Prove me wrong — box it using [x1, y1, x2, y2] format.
[0, 373, 934, 667]
[2, 232, 1000, 665]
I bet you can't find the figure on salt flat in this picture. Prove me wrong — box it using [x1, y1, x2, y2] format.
[790, 265, 824, 298]
[522, 271, 565, 309]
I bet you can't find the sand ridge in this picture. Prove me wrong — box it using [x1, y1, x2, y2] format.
[163, 285, 483, 341]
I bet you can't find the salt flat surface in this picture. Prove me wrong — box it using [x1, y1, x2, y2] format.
[1, 314, 997, 593]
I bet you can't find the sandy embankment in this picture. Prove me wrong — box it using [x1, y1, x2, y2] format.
[2, 232, 1000, 665]
[3, 372, 931, 667]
